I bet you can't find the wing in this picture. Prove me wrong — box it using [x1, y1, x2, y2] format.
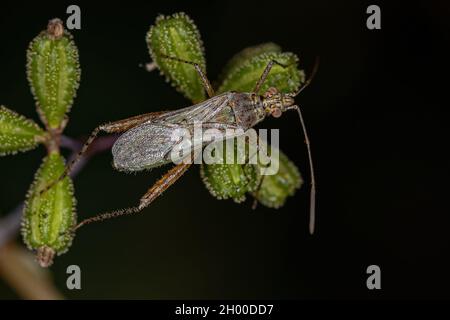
[112, 92, 243, 172]
[112, 122, 182, 171]
[150, 92, 236, 125]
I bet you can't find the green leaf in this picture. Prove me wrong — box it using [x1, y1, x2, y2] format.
[254, 149, 303, 208]
[0, 106, 46, 156]
[147, 12, 206, 103]
[217, 51, 305, 95]
[21, 152, 77, 267]
[27, 18, 80, 129]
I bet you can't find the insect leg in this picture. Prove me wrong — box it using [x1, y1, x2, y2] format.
[240, 134, 267, 210]
[251, 174, 267, 210]
[253, 60, 292, 94]
[73, 161, 192, 231]
[39, 112, 166, 195]
[248, 141, 268, 210]
[139, 162, 192, 209]
[102, 111, 168, 133]
[159, 54, 215, 98]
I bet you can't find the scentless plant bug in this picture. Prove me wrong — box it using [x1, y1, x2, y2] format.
[41, 54, 319, 234]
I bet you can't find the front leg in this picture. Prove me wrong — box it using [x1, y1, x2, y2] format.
[253, 59, 292, 94]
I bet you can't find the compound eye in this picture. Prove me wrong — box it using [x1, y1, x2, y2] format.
[271, 108, 282, 118]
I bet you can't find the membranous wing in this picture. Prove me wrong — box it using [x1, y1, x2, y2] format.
[149, 92, 236, 124]
[112, 93, 243, 172]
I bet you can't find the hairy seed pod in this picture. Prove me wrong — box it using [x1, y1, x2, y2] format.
[0, 105, 46, 156]
[217, 51, 305, 95]
[254, 150, 303, 208]
[217, 42, 282, 84]
[27, 18, 80, 129]
[21, 152, 77, 267]
[200, 141, 260, 203]
[147, 12, 206, 103]
[201, 162, 260, 203]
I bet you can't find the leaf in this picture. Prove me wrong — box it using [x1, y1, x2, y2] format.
[21, 152, 77, 267]
[217, 51, 305, 95]
[147, 12, 206, 103]
[254, 148, 303, 208]
[27, 18, 80, 129]
[0, 106, 46, 156]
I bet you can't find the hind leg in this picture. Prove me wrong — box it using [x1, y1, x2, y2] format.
[73, 161, 192, 231]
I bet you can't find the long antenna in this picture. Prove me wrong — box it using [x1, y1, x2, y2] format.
[291, 57, 320, 97]
[289, 57, 319, 234]
[293, 106, 316, 234]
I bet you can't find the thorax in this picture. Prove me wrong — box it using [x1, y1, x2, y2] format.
[226, 92, 265, 129]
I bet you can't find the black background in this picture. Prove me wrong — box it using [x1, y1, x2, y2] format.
[0, 0, 449, 299]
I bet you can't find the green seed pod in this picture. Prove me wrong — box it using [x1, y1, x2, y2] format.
[217, 42, 281, 84]
[27, 18, 80, 129]
[217, 51, 305, 95]
[0, 105, 47, 156]
[201, 163, 259, 203]
[22, 152, 77, 267]
[200, 141, 260, 203]
[254, 149, 303, 208]
[147, 12, 206, 103]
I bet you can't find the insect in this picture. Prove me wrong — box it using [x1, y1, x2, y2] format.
[41, 54, 318, 234]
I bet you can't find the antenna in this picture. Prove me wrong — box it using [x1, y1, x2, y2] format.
[291, 56, 320, 97]
[289, 56, 319, 234]
[291, 105, 316, 234]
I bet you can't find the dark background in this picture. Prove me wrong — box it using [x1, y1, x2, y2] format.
[0, 0, 449, 299]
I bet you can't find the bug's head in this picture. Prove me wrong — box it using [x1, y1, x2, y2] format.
[262, 87, 296, 118]
[262, 57, 320, 119]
